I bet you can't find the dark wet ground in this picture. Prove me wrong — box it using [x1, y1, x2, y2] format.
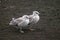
[0, 0, 60, 40]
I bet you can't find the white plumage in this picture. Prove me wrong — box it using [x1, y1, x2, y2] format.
[28, 11, 40, 25]
[23, 11, 40, 31]
[9, 15, 29, 33]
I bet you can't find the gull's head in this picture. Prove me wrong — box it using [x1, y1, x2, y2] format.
[33, 11, 40, 15]
[22, 15, 29, 19]
[9, 18, 15, 25]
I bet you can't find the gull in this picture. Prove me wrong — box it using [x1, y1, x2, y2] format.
[27, 11, 40, 30]
[29, 11, 40, 24]
[9, 15, 29, 33]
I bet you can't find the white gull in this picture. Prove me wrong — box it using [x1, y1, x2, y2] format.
[9, 15, 29, 33]
[27, 11, 40, 30]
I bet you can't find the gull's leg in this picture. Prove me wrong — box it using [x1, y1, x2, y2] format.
[13, 25, 20, 32]
[15, 26, 20, 32]
[19, 27, 24, 33]
[29, 26, 35, 31]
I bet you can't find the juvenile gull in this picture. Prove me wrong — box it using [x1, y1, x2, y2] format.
[9, 15, 29, 33]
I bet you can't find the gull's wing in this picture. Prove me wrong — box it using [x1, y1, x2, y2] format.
[17, 18, 29, 27]
[28, 15, 34, 23]
[15, 17, 24, 24]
